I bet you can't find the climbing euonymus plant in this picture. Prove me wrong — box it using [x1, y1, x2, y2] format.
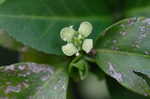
[0, 0, 150, 99]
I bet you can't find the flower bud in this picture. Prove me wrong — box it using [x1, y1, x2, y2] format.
[78, 21, 93, 37]
[82, 39, 93, 53]
[60, 27, 75, 42]
[62, 43, 78, 56]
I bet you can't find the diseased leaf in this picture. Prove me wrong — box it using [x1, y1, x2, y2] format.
[96, 17, 150, 55]
[0, 62, 69, 99]
[96, 50, 150, 96]
[95, 17, 150, 96]
[0, 0, 112, 55]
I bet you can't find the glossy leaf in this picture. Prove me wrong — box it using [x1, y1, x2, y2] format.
[0, 0, 112, 55]
[95, 17, 150, 96]
[0, 62, 69, 99]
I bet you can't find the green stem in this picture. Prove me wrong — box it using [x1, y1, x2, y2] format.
[84, 56, 96, 63]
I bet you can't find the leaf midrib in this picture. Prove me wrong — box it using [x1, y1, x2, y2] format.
[0, 14, 110, 20]
[96, 49, 150, 58]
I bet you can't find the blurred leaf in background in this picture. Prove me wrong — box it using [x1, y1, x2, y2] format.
[0, 0, 112, 55]
[125, 0, 150, 17]
[78, 73, 110, 99]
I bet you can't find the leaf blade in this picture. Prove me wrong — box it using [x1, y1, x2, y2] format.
[96, 49, 150, 96]
[95, 17, 150, 96]
[0, 0, 112, 55]
[0, 62, 69, 99]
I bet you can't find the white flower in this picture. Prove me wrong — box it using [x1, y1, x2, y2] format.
[62, 43, 78, 56]
[60, 27, 75, 42]
[82, 39, 93, 53]
[78, 21, 93, 37]
[60, 22, 94, 56]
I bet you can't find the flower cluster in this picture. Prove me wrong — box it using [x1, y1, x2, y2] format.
[60, 21, 93, 56]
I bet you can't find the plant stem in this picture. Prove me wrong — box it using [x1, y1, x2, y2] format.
[84, 56, 96, 63]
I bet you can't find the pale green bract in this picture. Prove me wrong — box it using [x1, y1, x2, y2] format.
[60, 27, 75, 42]
[78, 22, 93, 37]
[62, 43, 78, 56]
[82, 39, 93, 53]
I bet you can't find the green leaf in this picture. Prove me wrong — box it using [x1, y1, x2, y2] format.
[0, 0, 5, 5]
[0, 62, 69, 99]
[95, 17, 150, 96]
[96, 50, 150, 96]
[20, 47, 70, 68]
[0, 31, 70, 67]
[126, 6, 150, 17]
[125, 0, 150, 10]
[0, 31, 70, 68]
[0, 0, 112, 55]
[125, 0, 150, 17]
[106, 76, 150, 99]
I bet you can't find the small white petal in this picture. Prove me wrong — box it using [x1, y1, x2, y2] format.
[60, 27, 75, 41]
[82, 39, 93, 53]
[78, 21, 93, 37]
[62, 43, 78, 56]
